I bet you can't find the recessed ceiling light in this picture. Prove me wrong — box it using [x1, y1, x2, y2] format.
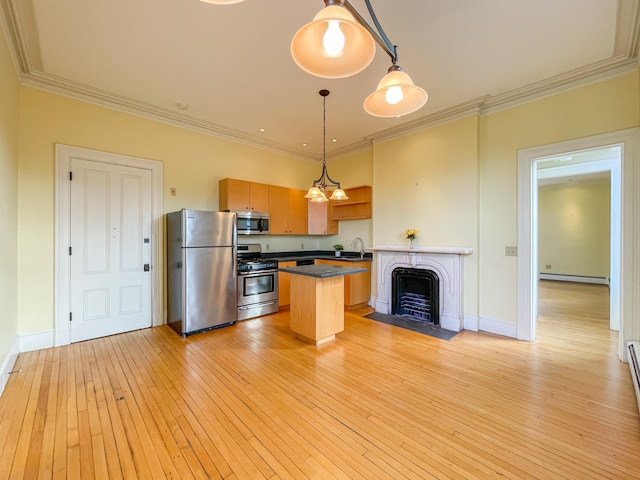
[175, 102, 189, 110]
[302, 143, 308, 147]
[258, 128, 265, 132]
[331, 138, 338, 143]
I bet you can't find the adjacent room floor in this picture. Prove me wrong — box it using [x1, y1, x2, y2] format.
[0, 281, 638, 479]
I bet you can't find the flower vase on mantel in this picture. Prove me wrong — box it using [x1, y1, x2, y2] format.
[405, 229, 418, 249]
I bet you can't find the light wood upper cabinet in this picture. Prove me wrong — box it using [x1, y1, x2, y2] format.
[315, 259, 371, 308]
[330, 185, 372, 220]
[219, 178, 269, 212]
[308, 200, 338, 235]
[288, 189, 308, 234]
[269, 186, 308, 235]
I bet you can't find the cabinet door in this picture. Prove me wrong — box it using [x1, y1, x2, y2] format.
[288, 189, 308, 234]
[268, 185, 289, 234]
[347, 260, 371, 306]
[308, 200, 338, 235]
[250, 182, 269, 212]
[278, 261, 297, 307]
[220, 178, 251, 211]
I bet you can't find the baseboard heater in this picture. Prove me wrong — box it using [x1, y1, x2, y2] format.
[539, 273, 609, 285]
[628, 341, 640, 414]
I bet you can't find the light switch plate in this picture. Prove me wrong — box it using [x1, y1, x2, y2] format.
[505, 246, 518, 256]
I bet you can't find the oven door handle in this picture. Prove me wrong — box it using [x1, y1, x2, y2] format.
[238, 270, 278, 278]
[238, 300, 278, 311]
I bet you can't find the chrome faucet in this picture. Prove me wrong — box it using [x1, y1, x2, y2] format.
[351, 237, 365, 259]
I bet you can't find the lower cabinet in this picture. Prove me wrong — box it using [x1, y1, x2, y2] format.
[278, 261, 297, 308]
[315, 259, 371, 308]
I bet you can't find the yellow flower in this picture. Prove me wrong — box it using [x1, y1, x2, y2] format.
[405, 229, 418, 240]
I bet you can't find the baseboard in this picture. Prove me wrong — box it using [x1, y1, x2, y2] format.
[19, 329, 54, 353]
[0, 336, 20, 397]
[539, 273, 609, 285]
[478, 317, 517, 338]
[464, 315, 479, 332]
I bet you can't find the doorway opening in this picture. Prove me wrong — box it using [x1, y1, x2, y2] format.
[517, 128, 639, 361]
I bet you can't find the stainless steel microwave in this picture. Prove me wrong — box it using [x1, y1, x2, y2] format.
[231, 210, 270, 235]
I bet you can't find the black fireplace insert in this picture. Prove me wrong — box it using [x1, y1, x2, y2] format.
[391, 268, 440, 325]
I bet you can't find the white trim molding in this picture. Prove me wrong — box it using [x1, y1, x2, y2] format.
[0, 336, 19, 397]
[54, 144, 164, 347]
[19, 330, 54, 352]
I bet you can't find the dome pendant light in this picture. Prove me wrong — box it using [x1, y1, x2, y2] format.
[202, 0, 429, 117]
[364, 63, 428, 117]
[291, 1, 376, 79]
[304, 90, 348, 203]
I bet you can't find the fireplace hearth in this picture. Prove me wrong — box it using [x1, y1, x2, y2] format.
[392, 268, 440, 325]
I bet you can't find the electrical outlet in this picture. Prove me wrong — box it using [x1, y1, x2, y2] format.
[301, 243, 305, 249]
[545, 264, 552, 269]
[169, 187, 176, 196]
[266, 243, 270, 250]
[505, 246, 518, 256]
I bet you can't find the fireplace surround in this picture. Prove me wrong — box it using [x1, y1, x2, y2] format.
[370, 245, 473, 332]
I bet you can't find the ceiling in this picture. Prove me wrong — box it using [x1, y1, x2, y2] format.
[1, 0, 638, 161]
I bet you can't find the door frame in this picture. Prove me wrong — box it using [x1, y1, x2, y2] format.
[54, 144, 164, 346]
[517, 128, 640, 361]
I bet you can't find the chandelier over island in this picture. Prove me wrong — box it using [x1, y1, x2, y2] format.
[304, 90, 348, 203]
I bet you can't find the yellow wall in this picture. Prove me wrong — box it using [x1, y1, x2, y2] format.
[16, 87, 323, 333]
[12, 67, 640, 337]
[0, 30, 20, 362]
[538, 181, 610, 278]
[478, 71, 638, 324]
[372, 115, 480, 317]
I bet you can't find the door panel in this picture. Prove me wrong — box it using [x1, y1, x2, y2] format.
[70, 158, 152, 343]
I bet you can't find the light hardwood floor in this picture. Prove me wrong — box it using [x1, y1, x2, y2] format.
[1, 281, 638, 479]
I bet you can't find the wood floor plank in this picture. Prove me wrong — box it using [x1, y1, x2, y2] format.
[1, 281, 639, 479]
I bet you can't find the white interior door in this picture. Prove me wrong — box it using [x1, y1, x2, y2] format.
[69, 158, 153, 343]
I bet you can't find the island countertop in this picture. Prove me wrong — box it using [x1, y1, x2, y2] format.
[279, 264, 367, 278]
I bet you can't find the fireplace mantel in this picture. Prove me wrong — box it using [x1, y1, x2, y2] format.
[370, 245, 473, 255]
[369, 245, 473, 332]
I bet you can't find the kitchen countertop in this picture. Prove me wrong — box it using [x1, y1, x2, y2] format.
[265, 250, 372, 263]
[279, 264, 368, 278]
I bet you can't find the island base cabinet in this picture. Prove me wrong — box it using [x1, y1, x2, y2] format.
[315, 259, 371, 309]
[278, 261, 296, 308]
[290, 275, 344, 345]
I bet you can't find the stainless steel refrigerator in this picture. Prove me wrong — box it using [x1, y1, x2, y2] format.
[166, 209, 238, 336]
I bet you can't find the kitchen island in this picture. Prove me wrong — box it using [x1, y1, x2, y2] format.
[278, 264, 367, 345]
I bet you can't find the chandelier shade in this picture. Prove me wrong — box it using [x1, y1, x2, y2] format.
[364, 66, 428, 117]
[291, 3, 376, 79]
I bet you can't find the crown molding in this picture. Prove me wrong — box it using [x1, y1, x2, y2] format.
[21, 71, 317, 162]
[480, 55, 638, 115]
[3, 0, 639, 162]
[365, 97, 487, 146]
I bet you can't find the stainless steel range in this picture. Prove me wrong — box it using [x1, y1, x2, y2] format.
[237, 244, 279, 320]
